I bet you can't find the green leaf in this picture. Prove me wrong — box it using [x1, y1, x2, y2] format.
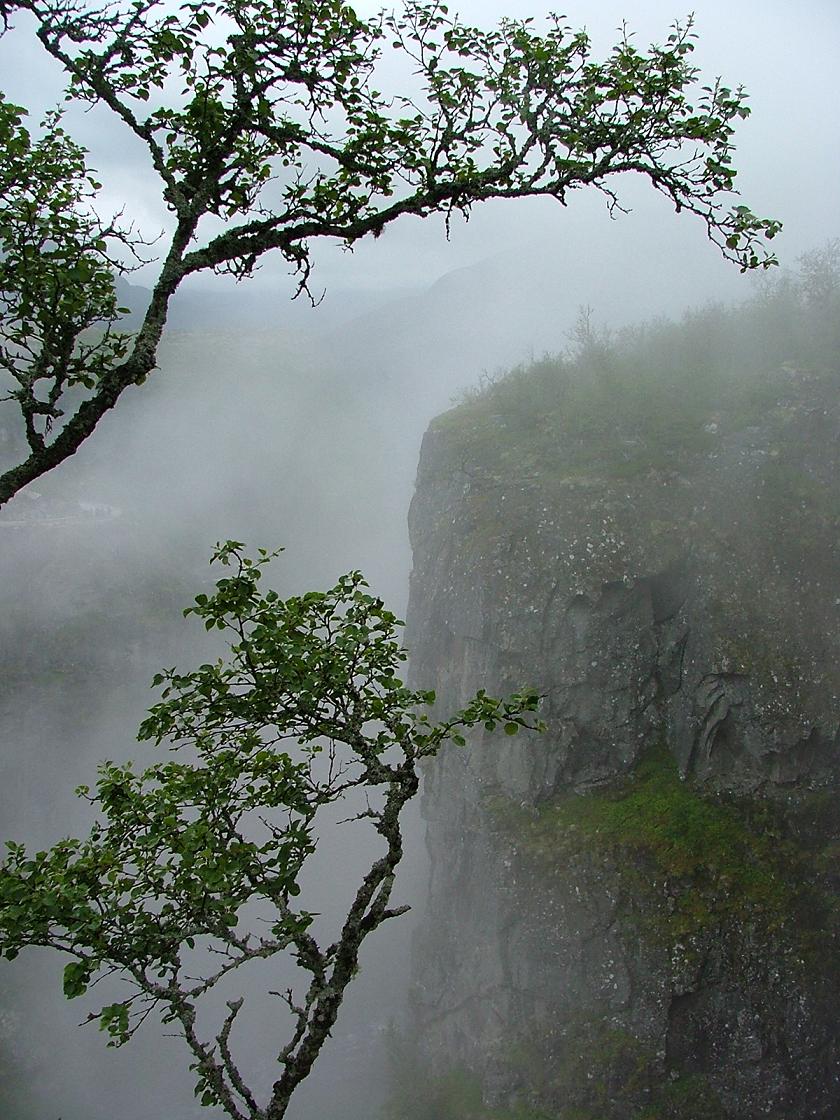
[63, 960, 91, 998]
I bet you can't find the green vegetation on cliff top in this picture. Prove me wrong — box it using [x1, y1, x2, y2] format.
[422, 243, 840, 688]
[433, 244, 840, 486]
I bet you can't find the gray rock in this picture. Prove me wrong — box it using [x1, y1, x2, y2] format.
[401, 368, 840, 1119]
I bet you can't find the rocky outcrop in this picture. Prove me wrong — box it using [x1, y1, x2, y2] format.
[400, 363, 840, 1120]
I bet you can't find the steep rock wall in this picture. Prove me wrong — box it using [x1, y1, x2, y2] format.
[401, 366, 840, 1120]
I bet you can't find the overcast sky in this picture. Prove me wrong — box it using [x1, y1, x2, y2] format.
[1, 0, 837, 299]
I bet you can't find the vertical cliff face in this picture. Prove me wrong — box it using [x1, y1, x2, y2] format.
[401, 358, 840, 1120]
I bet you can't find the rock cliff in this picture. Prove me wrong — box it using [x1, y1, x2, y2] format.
[400, 319, 840, 1120]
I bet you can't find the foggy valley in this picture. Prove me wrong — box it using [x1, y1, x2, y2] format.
[0, 1, 839, 1119]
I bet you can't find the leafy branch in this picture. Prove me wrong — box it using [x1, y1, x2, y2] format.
[0, 542, 543, 1119]
[0, 0, 780, 505]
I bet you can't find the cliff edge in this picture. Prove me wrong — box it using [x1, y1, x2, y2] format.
[400, 287, 840, 1120]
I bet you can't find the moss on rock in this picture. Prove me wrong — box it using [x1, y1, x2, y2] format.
[387, 1023, 730, 1120]
[491, 745, 840, 962]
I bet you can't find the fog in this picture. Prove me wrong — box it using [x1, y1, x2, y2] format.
[0, 1, 838, 1118]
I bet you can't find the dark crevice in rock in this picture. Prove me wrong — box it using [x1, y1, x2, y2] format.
[644, 560, 692, 626]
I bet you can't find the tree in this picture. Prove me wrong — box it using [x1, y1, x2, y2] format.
[0, 542, 541, 1119]
[0, 0, 781, 506]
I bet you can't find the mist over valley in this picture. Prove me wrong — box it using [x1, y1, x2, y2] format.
[0, 2, 838, 1118]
